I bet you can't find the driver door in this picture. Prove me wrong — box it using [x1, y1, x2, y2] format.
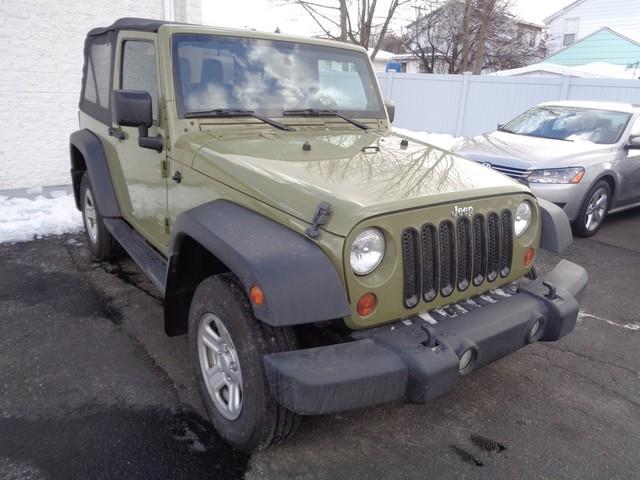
[111, 33, 169, 251]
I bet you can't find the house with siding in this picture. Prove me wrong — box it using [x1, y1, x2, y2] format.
[544, 28, 640, 68]
[544, 0, 640, 59]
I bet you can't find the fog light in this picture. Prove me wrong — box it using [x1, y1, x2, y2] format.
[527, 318, 542, 341]
[458, 348, 475, 373]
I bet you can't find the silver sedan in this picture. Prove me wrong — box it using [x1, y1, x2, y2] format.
[453, 101, 640, 236]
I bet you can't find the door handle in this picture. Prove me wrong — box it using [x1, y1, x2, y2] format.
[108, 127, 126, 141]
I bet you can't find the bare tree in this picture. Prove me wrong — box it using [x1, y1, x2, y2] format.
[402, 0, 546, 74]
[471, 0, 498, 74]
[276, 0, 409, 59]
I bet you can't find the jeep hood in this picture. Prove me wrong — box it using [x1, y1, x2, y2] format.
[192, 129, 529, 236]
[453, 131, 615, 169]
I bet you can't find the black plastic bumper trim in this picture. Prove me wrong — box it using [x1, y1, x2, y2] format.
[263, 260, 587, 415]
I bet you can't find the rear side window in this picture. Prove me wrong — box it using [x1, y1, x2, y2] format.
[80, 32, 114, 124]
[122, 41, 159, 122]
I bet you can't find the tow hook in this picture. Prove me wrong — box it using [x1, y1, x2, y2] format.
[420, 324, 438, 348]
[542, 281, 557, 300]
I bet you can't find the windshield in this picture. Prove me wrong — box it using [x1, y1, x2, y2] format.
[172, 34, 384, 119]
[501, 106, 631, 144]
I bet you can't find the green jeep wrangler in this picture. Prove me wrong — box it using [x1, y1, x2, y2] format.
[70, 18, 588, 451]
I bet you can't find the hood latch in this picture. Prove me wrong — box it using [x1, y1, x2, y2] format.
[305, 202, 332, 239]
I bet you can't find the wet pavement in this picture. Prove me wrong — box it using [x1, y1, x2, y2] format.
[1, 208, 639, 479]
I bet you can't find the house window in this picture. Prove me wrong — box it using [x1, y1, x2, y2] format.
[563, 18, 579, 46]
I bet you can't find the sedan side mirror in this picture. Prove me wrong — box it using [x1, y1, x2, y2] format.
[112, 90, 163, 152]
[625, 135, 640, 150]
[385, 99, 395, 124]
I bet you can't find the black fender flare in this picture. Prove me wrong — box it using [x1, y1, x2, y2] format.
[69, 129, 121, 217]
[538, 198, 572, 253]
[168, 200, 351, 327]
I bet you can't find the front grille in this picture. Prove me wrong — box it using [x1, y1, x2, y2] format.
[420, 224, 439, 302]
[401, 228, 420, 308]
[484, 163, 529, 179]
[402, 209, 514, 308]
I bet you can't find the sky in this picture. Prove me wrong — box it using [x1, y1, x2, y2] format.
[202, 0, 577, 36]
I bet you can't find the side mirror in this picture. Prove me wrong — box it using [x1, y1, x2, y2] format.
[625, 135, 640, 150]
[384, 99, 395, 124]
[112, 90, 163, 152]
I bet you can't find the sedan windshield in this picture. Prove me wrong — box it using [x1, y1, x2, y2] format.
[501, 106, 631, 144]
[172, 34, 384, 119]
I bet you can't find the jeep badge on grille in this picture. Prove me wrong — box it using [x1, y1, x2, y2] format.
[452, 205, 474, 217]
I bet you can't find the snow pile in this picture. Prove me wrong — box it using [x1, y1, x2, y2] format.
[0, 192, 82, 243]
[393, 127, 463, 150]
[492, 61, 639, 79]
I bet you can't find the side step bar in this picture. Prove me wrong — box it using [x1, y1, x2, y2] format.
[103, 218, 167, 295]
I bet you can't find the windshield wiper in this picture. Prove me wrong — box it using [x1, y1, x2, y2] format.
[282, 108, 369, 131]
[497, 126, 574, 142]
[497, 125, 517, 134]
[184, 108, 295, 131]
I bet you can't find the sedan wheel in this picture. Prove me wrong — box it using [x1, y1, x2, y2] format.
[573, 180, 611, 238]
[585, 188, 608, 232]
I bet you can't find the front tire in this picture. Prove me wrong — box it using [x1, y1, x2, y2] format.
[188, 273, 301, 451]
[572, 180, 611, 237]
[80, 174, 120, 260]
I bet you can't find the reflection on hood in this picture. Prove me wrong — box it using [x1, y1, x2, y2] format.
[193, 129, 526, 235]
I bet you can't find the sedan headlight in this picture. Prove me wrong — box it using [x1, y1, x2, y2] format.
[514, 201, 532, 237]
[350, 228, 385, 275]
[528, 167, 585, 184]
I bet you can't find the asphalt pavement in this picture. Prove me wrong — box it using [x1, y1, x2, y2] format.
[1, 208, 639, 480]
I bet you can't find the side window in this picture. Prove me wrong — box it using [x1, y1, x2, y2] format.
[81, 33, 113, 124]
[91, 43, 112, 108]
[122, 41, 159, 122]
[631, 116, 640, 136]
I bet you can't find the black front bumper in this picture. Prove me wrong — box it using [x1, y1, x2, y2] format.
[263, 260, 588, 415]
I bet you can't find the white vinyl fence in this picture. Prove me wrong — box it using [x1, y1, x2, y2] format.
[377, 72, 640, 137]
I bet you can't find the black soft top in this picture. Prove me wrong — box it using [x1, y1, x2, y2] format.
[88, 17, 181, 36]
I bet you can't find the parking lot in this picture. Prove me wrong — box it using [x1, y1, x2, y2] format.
[1, 208, 639, 480]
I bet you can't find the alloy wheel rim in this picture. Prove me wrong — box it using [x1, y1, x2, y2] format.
[585, 188, 608, 232]
[84, 189, 98, 243]
[197, 313, 243, 420]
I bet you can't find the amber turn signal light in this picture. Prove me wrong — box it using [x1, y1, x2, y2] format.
[357, 292, 377, 317]
[524, 247, 535, 267]
[250, 286, 265, 305]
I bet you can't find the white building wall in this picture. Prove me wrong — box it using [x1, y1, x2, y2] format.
[0, 0, 201, 190]
[546, 0, 640, 54]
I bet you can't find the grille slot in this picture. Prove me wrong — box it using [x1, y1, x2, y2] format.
[487, 213, 500, 282]
[400, 209, 515, 308]
[472, 215, 486, 286]
[500, 209, 513, 277]
[420, 224, 439, 302]
[456, 218, 472, 291]
[401, 228, 420, 308]
[439, 221, 456, 297]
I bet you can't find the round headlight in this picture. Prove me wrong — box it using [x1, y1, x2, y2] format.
[350, 228, 385, 275]
[514, 201, 532, 237]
